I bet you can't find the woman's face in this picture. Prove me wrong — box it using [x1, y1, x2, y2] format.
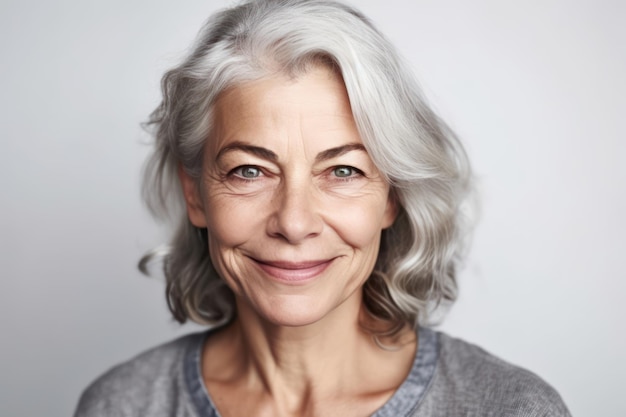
[181, 66, 396, 327]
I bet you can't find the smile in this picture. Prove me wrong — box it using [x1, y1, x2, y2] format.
[249, 258, 335, 283]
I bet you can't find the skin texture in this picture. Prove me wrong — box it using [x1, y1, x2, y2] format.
[179, 66, 416, 417]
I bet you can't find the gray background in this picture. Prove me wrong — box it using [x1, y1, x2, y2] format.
[1, 0, 624, 416]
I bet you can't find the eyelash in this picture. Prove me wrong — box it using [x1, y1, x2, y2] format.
[330, 165, 364, 181]
[229, 165, 264, 183]
[227, 165, 364, 183]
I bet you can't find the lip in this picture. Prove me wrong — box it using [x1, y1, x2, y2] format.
[249, 258, 334, 284]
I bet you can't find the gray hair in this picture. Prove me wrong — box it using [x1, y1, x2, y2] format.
[140, 0, 473, 335]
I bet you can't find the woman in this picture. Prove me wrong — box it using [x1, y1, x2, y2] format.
[75, 0, 570, 416]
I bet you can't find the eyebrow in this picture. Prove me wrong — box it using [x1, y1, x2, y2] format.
[216, 142, 279, 162]
[315, 143, 366, 163]
[215, 141, 367, 163]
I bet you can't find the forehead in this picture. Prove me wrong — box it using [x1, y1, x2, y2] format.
[209, 66, 361, 152]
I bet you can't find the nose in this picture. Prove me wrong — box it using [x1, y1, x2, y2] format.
[266, 180, 323, 244]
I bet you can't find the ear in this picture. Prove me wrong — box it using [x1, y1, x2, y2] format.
[381, 188, 399, 229]
[178, 165, 208, 228]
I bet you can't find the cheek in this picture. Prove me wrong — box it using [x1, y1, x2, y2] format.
[204, 196, 271, 292]
[322, 196, 389, 249]
[204, 194, 269, 250]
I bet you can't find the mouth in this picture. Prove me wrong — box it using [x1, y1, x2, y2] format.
[248, 258, 335, 283]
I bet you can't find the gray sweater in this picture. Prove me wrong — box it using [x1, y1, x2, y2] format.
[74, 327, 570, 416]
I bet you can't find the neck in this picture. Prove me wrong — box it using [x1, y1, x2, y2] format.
[238, 288, 369, 393]
[202, 290, 417, 416]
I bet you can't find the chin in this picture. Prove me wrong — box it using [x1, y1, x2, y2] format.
[248, 295, 336, 328]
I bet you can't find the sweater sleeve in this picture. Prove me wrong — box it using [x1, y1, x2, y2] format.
[73, 333, 202, 417]
[413, 332, 571, 417]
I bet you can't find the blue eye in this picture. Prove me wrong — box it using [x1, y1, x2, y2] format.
[333, 166, 356, 177]
[235, 166, 261, 178]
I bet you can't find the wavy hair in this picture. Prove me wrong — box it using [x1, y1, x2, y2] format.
[140, 0, 473, 335]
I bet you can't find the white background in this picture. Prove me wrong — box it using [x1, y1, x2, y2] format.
[1, 0, 624, 415]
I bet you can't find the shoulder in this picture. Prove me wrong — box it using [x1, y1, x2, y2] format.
[73, 332, 205, 417]
[417, 331, 570, 417]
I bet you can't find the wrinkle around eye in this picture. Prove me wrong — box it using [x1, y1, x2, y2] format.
[214, 165, 279, 196]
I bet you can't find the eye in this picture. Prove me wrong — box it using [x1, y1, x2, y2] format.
[332, 166, 361, 178]
[232, 165, 262, 179]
